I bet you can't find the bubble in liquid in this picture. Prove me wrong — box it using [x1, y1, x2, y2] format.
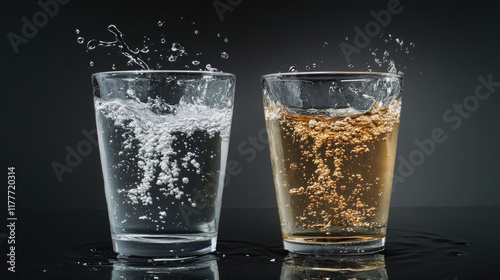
[289, 65, 297, 72]
[77, 37, 85, 44]
[221, 51, 229, 59]
[89, 61, 94, 67]
[75, 29, 80, 34]
[192, 60, 200, 65]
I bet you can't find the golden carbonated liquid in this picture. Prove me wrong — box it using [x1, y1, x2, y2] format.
[266, 101, 400, 245]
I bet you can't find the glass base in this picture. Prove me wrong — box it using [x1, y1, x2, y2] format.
[283, 236, 385, 255]
[112, 233, 217, 258]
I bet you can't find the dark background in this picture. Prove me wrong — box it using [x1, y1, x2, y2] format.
[2, 0, 500, 212]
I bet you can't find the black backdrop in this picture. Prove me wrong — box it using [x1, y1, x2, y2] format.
[2, 0, 500, 211]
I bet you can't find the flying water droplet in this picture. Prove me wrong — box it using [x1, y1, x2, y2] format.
[158, 21, 163, 26]
[168, 55, 176, 62]
[220, 52, 229, 59]
[345, 37, 348, 40]
[384, 50, 389, 57]
[312, 63, 317, 68]
[161, 38, 166, 44]
[348, 64, 354, 68]
[223, 38, 228, 42]
[141, 46, 149, 53]
[305, 65, 310, 70]
[192, 60, 200, 65]
[89, 61, 94, 67]
[205, 64, 218, 72]
[289, 65, 297, 72]
[216, 33, 221, 38]
[194, 30, 199, 34]
[112, 64, 116, 70]
[367, 65, 372, 72]
[87, 40, 97, 50]
[77, 37, 85, 44]
[75, 29, 80, 34]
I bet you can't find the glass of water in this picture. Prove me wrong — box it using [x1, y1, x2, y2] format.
[92, 70, 235, 257]
[263, 72, 403, 255]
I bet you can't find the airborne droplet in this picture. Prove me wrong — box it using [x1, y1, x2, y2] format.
[221, 52, 229, 59]
[77, 37, 85, 44]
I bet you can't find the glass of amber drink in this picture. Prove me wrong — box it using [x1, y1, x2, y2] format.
[262, 72, 403, 255]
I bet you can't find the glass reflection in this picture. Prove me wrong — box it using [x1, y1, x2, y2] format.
[281, 253, 387, 280]
[111, 254, 219, 280]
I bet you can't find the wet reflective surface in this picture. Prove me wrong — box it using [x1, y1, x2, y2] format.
[1, 207, 499, 279]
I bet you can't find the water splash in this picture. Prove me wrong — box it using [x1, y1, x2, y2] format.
[86, 25, 149, 70]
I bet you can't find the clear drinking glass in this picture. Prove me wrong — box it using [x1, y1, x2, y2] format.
[262, 72, 403, 254]
[92, 70, 235, 257]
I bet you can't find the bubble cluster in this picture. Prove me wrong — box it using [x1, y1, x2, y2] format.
[266, 100, 401, 232]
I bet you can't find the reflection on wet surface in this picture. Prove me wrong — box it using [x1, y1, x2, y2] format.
[112, 254, 219, 280]
[281, 253, 387, 280]
[1, 207, 499, 279]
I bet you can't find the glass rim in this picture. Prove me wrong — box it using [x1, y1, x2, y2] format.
[261, 71, 402, 80]
[92, 70, 235, 79]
